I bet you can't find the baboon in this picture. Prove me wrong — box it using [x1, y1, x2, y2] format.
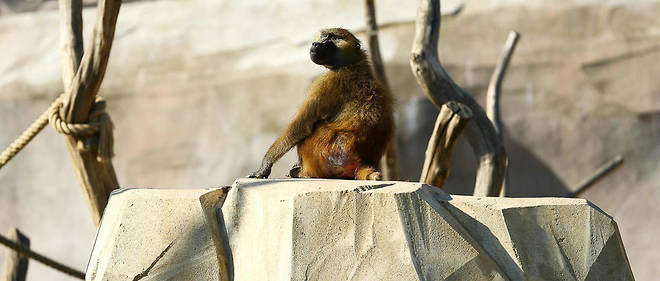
[249, 28, 393, 180]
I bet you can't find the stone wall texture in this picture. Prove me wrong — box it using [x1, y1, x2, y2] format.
[0, 0, 658, 280]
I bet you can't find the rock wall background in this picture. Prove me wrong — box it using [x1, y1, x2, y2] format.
[0, 0, 658, 280]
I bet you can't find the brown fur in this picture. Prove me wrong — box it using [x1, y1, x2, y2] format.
[249, 28, 394, 180]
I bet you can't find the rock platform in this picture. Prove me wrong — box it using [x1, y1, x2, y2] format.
[85, 179, 634, 281]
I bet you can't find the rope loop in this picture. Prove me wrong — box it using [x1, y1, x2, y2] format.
[49, 96, 115, 162]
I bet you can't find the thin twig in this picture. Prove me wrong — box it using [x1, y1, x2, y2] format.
[486, 31, 519, 139]
[569, 155, 624, 198]
[485, 31, 520, 197]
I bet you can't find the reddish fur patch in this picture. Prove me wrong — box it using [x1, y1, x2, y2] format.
[296, 52, 393, 179]
[341, 160, 359, 178]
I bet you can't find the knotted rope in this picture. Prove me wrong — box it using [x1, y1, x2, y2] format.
[49, 95, 114, 162]
[0, 94, 114, 170]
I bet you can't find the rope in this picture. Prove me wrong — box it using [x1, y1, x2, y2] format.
[0, 94, 114, 171]
[0, 231, 85, 279]
[0, 94, 65, 169]
[49, 95, 114, 162]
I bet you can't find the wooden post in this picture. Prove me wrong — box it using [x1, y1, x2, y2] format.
[365, 0, 399, 180]
[1, 228, 29, 281]
[485, 31, 520, 197]
[410, 0, 507, 196]
[58, 0, 121, 225]
[419, 102, 472, 187]
[0, 231, 85, 279]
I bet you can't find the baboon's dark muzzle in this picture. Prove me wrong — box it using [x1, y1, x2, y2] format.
[310, 41, 336, 65]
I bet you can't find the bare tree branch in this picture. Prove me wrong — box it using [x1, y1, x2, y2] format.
[365, 0, 399, 180]
[58, 0, 83, 86]
[420, 102, 472, 187]
[569, 155, 624, 198]
[410, 0, 507, 196]
[486, 31, 519, 197]
[61, 0, 121, 122]
[365, 0, 388, 87]
[57, 0, 121, 225]
[486, 31, 519, 139]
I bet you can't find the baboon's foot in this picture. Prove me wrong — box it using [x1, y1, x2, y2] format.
[355, 166, 381, 181]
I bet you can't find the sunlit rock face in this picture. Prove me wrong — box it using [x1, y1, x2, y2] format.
[86, 179, 633, 281]
[85, 188, 219, 281]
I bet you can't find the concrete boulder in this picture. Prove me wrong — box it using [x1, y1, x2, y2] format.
[86, 179, 634, 280]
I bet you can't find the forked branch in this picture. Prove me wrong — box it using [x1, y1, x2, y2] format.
[57, 0, 121, 225]
[61, 0, 121, 122]
[411, 0, 507, 196]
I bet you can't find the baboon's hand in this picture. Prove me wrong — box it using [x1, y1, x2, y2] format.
[248, 165, 271, 179]
[286, 163, 302, 178]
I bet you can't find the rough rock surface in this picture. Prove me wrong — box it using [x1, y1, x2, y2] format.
[86, 179, 634, 281]
[86, 189, 219, 281]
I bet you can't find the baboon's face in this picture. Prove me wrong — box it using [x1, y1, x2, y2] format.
[310, 28, 361, 69]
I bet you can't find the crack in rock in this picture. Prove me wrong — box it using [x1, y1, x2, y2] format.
[132, 241, 174, 281]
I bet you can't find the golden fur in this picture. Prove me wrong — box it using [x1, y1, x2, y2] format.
[249, 28, 394, 180]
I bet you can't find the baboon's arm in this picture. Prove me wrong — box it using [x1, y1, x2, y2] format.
[249, 87, 339, 178]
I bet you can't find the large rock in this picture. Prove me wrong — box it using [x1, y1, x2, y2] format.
[86, 179, 634, 280]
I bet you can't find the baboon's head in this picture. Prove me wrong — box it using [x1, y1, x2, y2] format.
[310, 28, 362, 69]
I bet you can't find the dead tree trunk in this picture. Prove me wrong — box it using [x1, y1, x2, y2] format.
[365, 0, 399, 180]
[57, 0, 121, 225]
[420, 102, 472, 187]
[486, 31, 520, 197]
[410, 0, 507, 196]
[1, 229, 29, 281]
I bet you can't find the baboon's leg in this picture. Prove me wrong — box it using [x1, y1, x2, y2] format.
[355, 166, 381, 180]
